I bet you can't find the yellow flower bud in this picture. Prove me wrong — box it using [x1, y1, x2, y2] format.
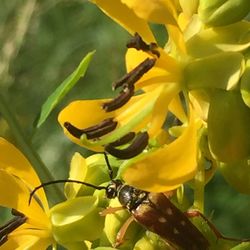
[198, 0, 250, 26]
[50, 196, 104, 244]
[208, 90, 250, 162]
[220, 159, 250, 194]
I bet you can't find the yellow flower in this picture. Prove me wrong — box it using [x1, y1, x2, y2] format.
[58, 1, 250, 192]
[0, 138, 106, 249]
[0, 137, 53, 249]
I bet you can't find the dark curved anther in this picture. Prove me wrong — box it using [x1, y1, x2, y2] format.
[112, 58, 156, 90]
[84, 119, 118, 139]
[11, 209, 25, 217]
[109, 132, 136, 147]
[0, 215, 27, 246]
[127, 32, 160, 58]
[0, 235, 7, 246]
[64, 118, 118, 140]
[102, 84, 134, 112]
[64, 122, 85, 139]
[105, 132, 149, 159]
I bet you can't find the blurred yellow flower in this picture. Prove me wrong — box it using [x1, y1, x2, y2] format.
[0, 137, 53, 249]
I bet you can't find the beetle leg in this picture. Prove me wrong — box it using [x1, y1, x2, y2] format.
[186, 210, 249, 242]
[99, 206, 125, 216]
[114, 216, 134, 247]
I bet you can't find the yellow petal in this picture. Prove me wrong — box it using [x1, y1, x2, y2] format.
[0, 170, 50, 229]
[58, 89, 162, 149]
[125, 48, 181, 90]
[169, 94, 188, 123]
[179, 0, 199, 18]
[92, 0, 155, 43]
[64, 152, 87, 199]
[0, 138, 48, 210]
[3, 234, 52, 250]
[148, 82, 180, 137]
[167, 24, 186, 54]
[186, 21, 250, 58]
[122, 0, 178, 25]
[58, 99, 113, 151]
[125, 48, 179, 75]
[122, 108, 198, 192]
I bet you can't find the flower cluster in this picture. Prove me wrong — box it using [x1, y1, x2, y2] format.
[59, 0, 250, 193]
[1, 0, 250, 249]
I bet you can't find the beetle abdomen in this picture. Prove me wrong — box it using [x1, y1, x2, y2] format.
[132, 193, 209, 250]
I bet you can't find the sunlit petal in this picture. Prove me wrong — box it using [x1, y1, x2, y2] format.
[58, 88, 163, 149]
[179, 0, 199, 18]
[122, 108, 198, 192]
[122, 0, 178, 25]
[148, 82, 180, 137]
[3, 234, 52, 250]
[186, 21, 250, 58]
[0, 170, 50, 229]
[0, 138, 48, 209]
[168, 94, 188, 123]
[64, 152, 87, 199]
[92, 0, 155, 43]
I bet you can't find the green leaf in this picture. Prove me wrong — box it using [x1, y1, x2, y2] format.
[35, 50, 95, 128]
[231, 242, 250, 250]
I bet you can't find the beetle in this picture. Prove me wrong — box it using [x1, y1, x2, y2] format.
[29, 153, 209, 250]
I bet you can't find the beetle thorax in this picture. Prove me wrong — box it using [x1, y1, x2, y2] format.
[117, 184, 148, 211]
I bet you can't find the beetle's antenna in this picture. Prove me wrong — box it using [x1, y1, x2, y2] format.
[103, 152, 113, 180]
[29, 179, 107, 205]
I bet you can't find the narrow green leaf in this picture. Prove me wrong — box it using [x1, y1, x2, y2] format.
[35, 50, 95, 128]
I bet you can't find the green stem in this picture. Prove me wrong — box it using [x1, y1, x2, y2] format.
[193, 159, 205, 213]
[0, 93, 64, 203]
[193, 128, 207, 213]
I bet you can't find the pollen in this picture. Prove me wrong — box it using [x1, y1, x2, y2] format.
[158, 217, 167, 223]
[180, 220, 186, 226]
[166, 208, 173, 215]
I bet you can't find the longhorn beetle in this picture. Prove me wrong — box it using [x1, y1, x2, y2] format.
[30, 153, 210, 250]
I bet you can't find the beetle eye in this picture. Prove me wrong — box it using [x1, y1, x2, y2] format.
[106, 186, 116, 199]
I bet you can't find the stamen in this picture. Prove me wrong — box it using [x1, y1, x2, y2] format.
[0, 215, 27, 243]
[11, 209, 25, 217]
[127, 32, 160, 58]
[0, 235, 7, 246]
[80, 118, 115, 134]
[112, 58, 156, 90]
[102, 85, 134, 112]
[84, 120, 118, 139]
[109, 132, 136, 147]
[64, 118, 118, 140]
[105, 132, 149, 159]
[64, 122, 84, 139]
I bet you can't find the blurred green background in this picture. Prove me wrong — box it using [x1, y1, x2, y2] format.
[0, 0, 249, 244]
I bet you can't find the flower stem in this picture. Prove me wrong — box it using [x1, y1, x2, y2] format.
[193, 128, 207, 213]
[0, 93, 65, 203]
[193, 159, 205, 213]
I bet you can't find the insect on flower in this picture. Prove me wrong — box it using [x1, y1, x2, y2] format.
[29, 153, 210, 250]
